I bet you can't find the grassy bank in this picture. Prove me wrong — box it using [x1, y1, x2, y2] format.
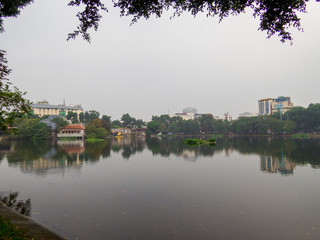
[0, 217, 32, 240]
[292, 134, 309, 139]
[86, 138, 105, 142]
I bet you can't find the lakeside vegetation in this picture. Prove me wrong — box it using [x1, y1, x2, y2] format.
[292, 134, 309, 139]
[146, 103, 320, 136]
[1, 103, 320, 140]
[0, 217, 32, 240]
[86, 138, 105, 142]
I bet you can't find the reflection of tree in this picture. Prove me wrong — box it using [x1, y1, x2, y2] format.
[2, 137, 320, 175]
[0, 141, 12, 163]
[6, 141, 52, 163]
[81, 140, 111, 162]
[221, 137, 320, 168]
[111, 137, 145, 159]
[144, 136, 320, 168]
[146, 137, 220, 161]
[0, 192, 31, 216]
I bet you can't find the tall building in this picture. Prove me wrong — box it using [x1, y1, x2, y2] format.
[258, 98, 274, 115]
[31, 100, 84, 118]
[271, 96, 294, 113]
[258, 96, 293, 115]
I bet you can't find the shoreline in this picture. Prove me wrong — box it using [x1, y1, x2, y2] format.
[0, 202, 66, 240]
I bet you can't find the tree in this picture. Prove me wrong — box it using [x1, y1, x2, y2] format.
[16, 118, 51, 139]
[0, 50, 30, 133]
[51, 117, 69, 133]
[95, 127, 107, 138]
[111, 120, 122, 129]
[67, 111, 78, 124]
[305, 103, 320, 132]
[147, 120, 161, 135]
[101, 115, 111, 132]
[84, 110, 100, 123]
[179, 119, 199, 135]
[86, 118, 107, 139]
[101, 115, 111, 122]
[135, 119, 145, 128]
[0, 0, 315, 43]
[199, 114, 214, 133]
[0, 0, 34, 33]
[121, 113, 133, 128]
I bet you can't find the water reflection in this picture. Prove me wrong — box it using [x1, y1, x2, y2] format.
[112, 136, 145, 159]
[260, 155, 296, 175]
[0, 192, 31, 216]
[0, 137, 320, 176]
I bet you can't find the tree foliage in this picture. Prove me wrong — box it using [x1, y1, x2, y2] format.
[0, 0, 315, 43]
[0, 0, 34, 33]
[51, 116, 69, 132]
[0, 50, 30, 133]
[15, 118, 51, 139]
[67, 111, 78, 124]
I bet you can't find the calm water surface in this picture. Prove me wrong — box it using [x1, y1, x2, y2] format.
[1, 137, 320, 240]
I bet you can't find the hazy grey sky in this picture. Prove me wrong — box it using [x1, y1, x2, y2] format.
[1, 0, 320, 121]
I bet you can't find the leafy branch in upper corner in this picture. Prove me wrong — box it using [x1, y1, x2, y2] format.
[0, 50, 31, 134]
[0, 0, 317, 43]
[67, 0, 108, 42]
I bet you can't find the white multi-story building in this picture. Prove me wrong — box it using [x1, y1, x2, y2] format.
[239, 112, 258, 118]
[175, 112, 195, 120]
[224, 113, 232, 121]
[31, 100, 84, 118]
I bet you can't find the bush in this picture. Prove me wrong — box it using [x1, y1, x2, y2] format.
[86, 132, 96, 139]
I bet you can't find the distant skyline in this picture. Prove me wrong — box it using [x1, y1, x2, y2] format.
[1, 0, 320, 121]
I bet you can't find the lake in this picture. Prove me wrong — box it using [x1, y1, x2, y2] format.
[1, 137, 320, 240]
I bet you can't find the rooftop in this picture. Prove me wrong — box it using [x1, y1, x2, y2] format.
[62, 124, 86, 130]
[31, 102, 83, 110]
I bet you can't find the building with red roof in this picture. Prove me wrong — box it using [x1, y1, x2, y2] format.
[57, 124, 85, 140]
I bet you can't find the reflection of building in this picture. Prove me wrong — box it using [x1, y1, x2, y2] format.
[18, 157, 82, 175]
[260, 155, 296, 175]
[19, 141, 86, 176]
[258, 96, 294, 115]
[31, 100, 83, 118]
[57, 140, 85, 154]
[181, 149, 197, 161]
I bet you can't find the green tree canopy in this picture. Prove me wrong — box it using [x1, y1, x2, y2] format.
[51, 117, 69, 132]
[67, 111, 78, 124]
[121, 113, 133, 128]
[15, 118, 51, 139]
[0, 50, 30, 133]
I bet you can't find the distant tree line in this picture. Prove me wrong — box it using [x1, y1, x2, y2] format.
[145, 103, 320, 136]
[5, 103, 320, 139]
[111, 113, 145, 129]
